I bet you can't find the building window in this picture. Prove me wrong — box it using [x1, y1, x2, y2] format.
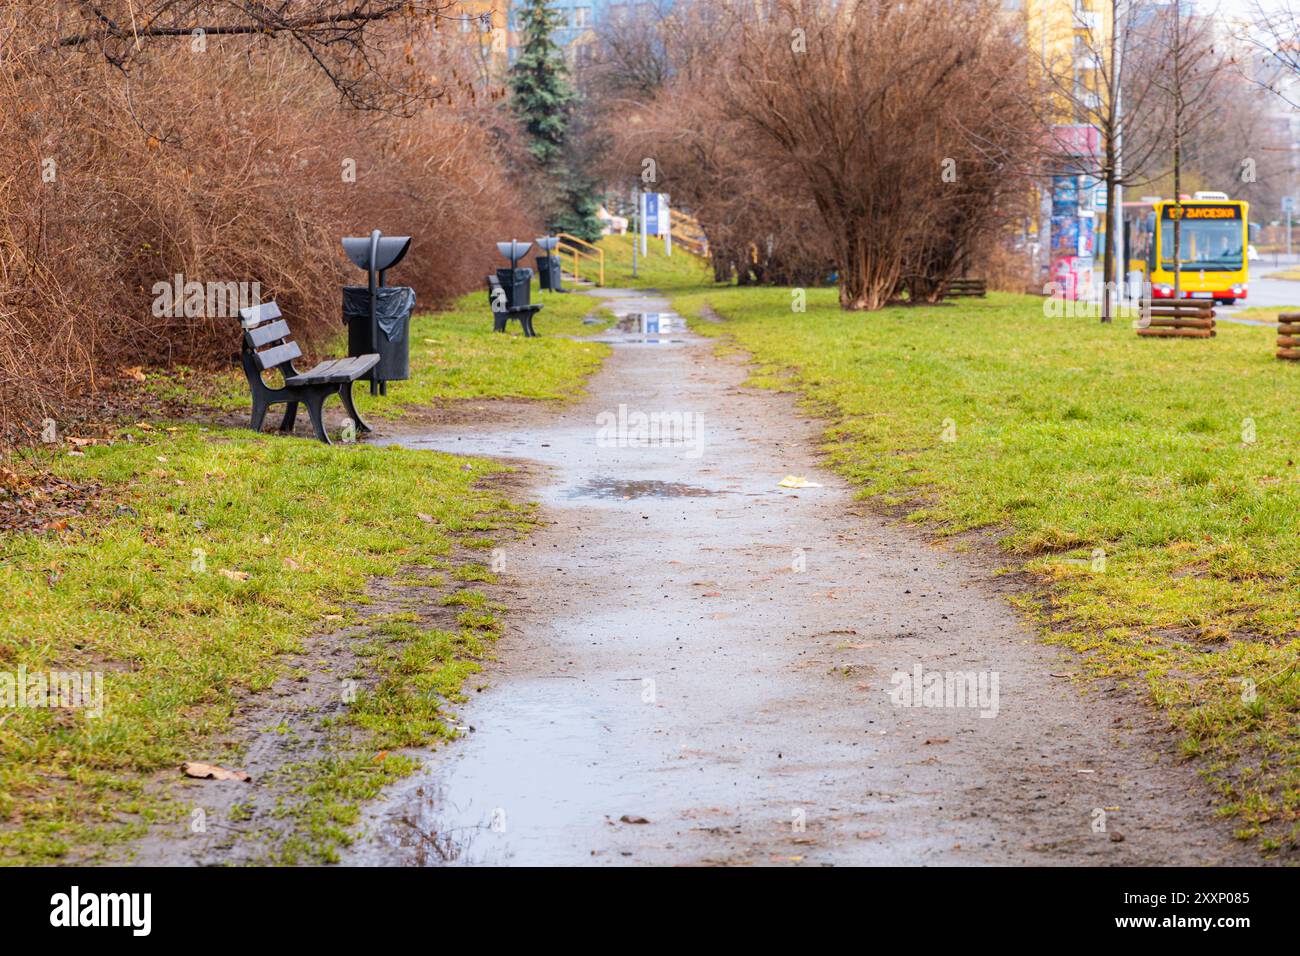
[574, 6, 592, 28]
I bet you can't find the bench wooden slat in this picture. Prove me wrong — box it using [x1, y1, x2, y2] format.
[254, 340, 303, 371]
[245, 319, 291, 349]
[284, 354, 379, 386]
[239, 302, 281, 328]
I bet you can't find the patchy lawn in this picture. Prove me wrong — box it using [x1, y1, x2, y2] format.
[675, 284, 1300, 853]
[163, 284, 610, 423]
[0, 284, 612, 864]
[595, 233, 714, 289]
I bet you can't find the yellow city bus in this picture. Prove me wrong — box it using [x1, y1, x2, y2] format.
[1125, 192, 1250, 303]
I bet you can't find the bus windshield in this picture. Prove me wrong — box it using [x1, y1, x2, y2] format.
[1159, 218, 1243, 272]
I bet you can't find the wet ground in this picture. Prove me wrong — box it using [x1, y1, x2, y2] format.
[341, 288, 1263, 867]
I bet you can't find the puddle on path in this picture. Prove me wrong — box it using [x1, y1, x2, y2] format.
[564, 477, 719, 499]
[597, 312, 686, 344]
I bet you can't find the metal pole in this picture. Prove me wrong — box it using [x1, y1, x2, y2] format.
[632, 185, 639, 279]
[368, 228, 380, 396]
[640, 191, 648, 258]
[1113, 0, 1125, 308]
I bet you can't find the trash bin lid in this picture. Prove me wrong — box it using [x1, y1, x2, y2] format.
[342, 234, 412, 273]
[535, 236, 560, 253]
[496, 241, 533, 267]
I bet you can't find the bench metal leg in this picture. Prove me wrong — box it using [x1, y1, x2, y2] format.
[280, 401, 299, 433]
[522, 315, 537, 337]
[304, 392, 330, 445]
[250, 396, 269, 433]
[493, 314, 507, 333]
[338, 382, 372, 433]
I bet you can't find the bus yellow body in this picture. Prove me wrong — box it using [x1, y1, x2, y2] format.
[1126, 197, 1249, 303]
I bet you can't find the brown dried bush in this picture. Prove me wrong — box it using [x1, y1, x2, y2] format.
[0, 6, 536, 445]
[599, 0, 1041, 309]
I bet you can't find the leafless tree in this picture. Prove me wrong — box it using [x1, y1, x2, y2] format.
[36, 1, 462, 113]
[1148, 0, 1230, 296]
[711, 0, 1040, 310]
[1236, 1, 1300, 110]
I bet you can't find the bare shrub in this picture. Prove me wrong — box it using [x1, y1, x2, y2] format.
[600, 0, 1041, 310]
[0, 6, 536, 445]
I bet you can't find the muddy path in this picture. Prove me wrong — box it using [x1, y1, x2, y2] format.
[342, 289, 1261, 867]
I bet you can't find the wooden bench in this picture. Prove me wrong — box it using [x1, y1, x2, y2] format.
[237, 302, 379, 445]
[487, 274, 541, 337]
[942, 278, 988, 298]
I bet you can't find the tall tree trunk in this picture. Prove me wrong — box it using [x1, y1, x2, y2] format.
[1172, 3, 1183, 300]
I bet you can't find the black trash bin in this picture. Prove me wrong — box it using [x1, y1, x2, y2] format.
[343, 285, 414, 383]
[535, 236, 564, 292]
[341, 230, 414, 396]
[496, 266, 533, 309]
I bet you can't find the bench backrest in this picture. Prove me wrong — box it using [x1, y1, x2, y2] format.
[238, 302, 302, 371]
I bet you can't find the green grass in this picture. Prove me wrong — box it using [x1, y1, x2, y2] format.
[676, 284, 1300, 852]
[0, 279, 615, 863]
[168, 284, 609, 420]
[354, 285, 608, 419]
[1232, 305, 1300, 323]
[595, 233, 714, 289]
[0, 428, 534, 863]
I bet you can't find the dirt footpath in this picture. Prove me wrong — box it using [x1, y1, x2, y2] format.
[342, 289, 1260, 866]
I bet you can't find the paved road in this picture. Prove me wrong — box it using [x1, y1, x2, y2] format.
[341, 288, 1262, 866]
[1219, 255, 1300, 324]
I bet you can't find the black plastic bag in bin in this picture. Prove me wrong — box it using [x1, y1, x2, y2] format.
[343, 285, 414, 384]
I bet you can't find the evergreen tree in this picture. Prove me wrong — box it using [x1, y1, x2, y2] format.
[508, 0, 602, 241]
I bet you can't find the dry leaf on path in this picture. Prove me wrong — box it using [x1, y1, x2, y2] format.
[778, 475, 823, 489]
[182, 761, 251, 783]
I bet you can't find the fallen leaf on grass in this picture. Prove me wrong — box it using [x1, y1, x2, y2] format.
[416, 512, 434, 524]
[218, 568, 250, 581]
[182, 761, 251, 782]
[66, 436, 96, 447]
[120, 366, 147, 382]
[283, 557, 302, 571]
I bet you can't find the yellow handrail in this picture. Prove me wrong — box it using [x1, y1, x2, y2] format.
[668, 210, 709, 258]
[556, 232, 605, 286]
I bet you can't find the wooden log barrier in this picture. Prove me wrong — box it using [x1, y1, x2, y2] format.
[1137, 327, 1215, 338]
[1147, 317, 1215, 329]
[1279, 313, 1300, 361]
[1138, 297, 1216, 339]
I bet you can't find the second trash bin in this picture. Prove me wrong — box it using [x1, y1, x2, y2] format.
[342, 230, 414, 396]
[535, 236, 564, 292]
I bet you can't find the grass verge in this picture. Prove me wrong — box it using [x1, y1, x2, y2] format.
[0, 428, 532, 863]
[676, 284, 1300, 853]
[2, 285, 612, 864]
[150, 283, 610, 422]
